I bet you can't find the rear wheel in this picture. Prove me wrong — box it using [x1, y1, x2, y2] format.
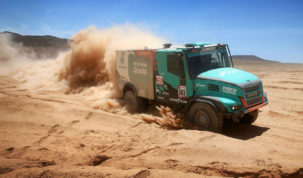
[123, 90, 146, 113]
[188, 103, 223, 133]
[240, 110, 259, 124]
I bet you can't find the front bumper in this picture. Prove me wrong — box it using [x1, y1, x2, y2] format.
[222, 100, 268, 117]
[243, 100, 268, 114]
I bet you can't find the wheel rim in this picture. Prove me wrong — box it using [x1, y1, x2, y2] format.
[194, 110, 210, 129]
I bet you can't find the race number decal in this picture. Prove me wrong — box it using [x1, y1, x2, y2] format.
[156, 75, 163, 86]
[178, 85, 187, 98]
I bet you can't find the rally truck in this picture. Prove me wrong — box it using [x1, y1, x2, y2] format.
[115, 42, 268, 132]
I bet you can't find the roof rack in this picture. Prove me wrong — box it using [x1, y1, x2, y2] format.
[185, 42, 211, 48]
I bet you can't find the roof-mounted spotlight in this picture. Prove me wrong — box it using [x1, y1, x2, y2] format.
[163, 43, 172, 48]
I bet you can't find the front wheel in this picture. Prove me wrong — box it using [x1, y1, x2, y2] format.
[188, 103, 223, 133]
[240, 110, 259, 124]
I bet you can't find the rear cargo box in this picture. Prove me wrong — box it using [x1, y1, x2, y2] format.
[116, 50, 155, 100]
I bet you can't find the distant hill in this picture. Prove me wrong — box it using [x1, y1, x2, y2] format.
[232, 55, 279, 66]
[0, 31, 283, 65]
[0, 31, 70, 59]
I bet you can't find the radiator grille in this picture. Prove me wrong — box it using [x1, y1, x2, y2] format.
[245, 90, 260, 98]
[243, 81, 262, 106]
[244, 83, 260, 93]
[246, 97, 262, 106]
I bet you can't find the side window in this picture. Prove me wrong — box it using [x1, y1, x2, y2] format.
[167, 54, 184, 76]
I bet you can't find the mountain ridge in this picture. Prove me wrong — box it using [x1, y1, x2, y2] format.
[0, 31, 292, 64]
[0, 31, 70, 59]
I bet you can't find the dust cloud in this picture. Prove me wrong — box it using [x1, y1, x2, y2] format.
[0, 33, 68, 91]
[0, 33, 36, 62]
[59, 25, 166, 90]
[0, 24, 182, 129]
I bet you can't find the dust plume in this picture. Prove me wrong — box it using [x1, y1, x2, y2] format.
[59, 25, 165, 91]
[0, 33, 68, 91]
[0, 24, 183, 129]
[59, 25, 185, 128]
[0, 33, 36, 62]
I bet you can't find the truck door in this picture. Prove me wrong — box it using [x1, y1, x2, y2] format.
[154, 52, 188, 105]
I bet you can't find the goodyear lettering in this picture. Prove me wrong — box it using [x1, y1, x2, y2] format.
[169, 98, 188, 104]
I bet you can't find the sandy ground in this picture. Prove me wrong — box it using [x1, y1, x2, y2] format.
[0, 63, 303, 177]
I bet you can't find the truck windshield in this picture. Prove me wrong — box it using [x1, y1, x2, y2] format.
[187, 50, 232, 78]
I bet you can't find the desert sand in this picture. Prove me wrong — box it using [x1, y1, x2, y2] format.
[0, 64, 302, 178]
[1, 27, 303, 177]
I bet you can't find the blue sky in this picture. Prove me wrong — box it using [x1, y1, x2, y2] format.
[0, 0, 302, 63]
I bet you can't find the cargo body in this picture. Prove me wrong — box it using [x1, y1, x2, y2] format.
[116, 43, 268, 132]
[116, 50, 155, 100]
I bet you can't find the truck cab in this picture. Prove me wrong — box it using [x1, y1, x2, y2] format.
[116, 42, 268, 132]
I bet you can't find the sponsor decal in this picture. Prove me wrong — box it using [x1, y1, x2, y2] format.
[135, 50, 156, 61]
[157, 96, 164, 100]
[169, 98, 188, 104]
[162, 91, 169, 96]
[178, 85, 187, 98]
[156, 88, 161, 94]
[133, 61, 147, 75]
[196, 83, 206, 88]
[223, 86, 237, 95]
[156, 75, 163, 86]
[154, 60, 158, 71]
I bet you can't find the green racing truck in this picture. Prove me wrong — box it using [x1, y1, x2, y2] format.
[115, 42, 268, 132]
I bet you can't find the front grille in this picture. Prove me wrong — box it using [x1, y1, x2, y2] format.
[247, 97, 261, 106]
[208, 84, 219, 91]
[243, 81, 263, 106]
[245, 90, 260, 98]
[244, 84, 260, 93]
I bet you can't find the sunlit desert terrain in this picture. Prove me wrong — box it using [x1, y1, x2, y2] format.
[0, 29, 303, 177]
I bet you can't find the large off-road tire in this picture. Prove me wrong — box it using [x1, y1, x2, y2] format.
[240, 110, 259, 125]
[123, 90, 146, 113]
[188, 102, 223, 133]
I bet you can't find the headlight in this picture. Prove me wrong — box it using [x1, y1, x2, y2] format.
[230, 105, 242, 111]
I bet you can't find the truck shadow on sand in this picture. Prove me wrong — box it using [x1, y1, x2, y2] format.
[222, 120, 269, 140]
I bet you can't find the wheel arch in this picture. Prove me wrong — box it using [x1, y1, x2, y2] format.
[186, 96, 227, 114]
[123, 82, 137, 96]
